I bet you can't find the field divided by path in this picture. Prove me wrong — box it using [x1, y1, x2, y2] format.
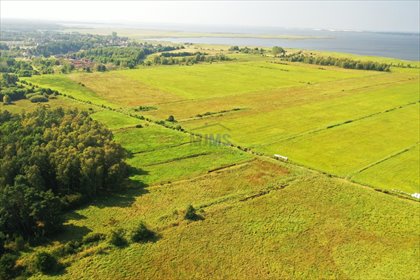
[25, 58, 420, 193]
[261, 103, 419, 179]
[8, 60, 420, 278]
[35, 159, 420, 280]
[88, 109, 253, 186]
[352, 145, 420, 193]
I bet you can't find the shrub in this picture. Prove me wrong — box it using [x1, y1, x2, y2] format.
[33, 252, 58, 274]
[109, 229, 127, 247]
[29, 95, 48, 103]
[55, 241, 81, 256]
[82, 232, 106, 245]
[135, 124, 143, 128]
[131, 222, 155, 243]
[184, 205, 199, 221]
[166, 115, 176, 122]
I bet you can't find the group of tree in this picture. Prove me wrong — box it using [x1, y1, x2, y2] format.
[71, 43, 180, 69]
[0, 108, 128, 243]
[0, 56, 36, 77]
[32, 57, 60, 74]
[72, 46, 148, 69]
[0, 74, 57, 104]
[229, 46, 266, 55]
[282, 52, 391, 71]
[28, 32, 130, 57]
[159, 51, 204, 57]
[152, 53, 231, 66]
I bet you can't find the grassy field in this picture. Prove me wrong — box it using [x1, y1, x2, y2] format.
[261, 103, 419, 176]
[352, 145, 420, 193]
[25, 53, 420, 193]
[12, 48, 418, 279]
[28, 159, 419, 280]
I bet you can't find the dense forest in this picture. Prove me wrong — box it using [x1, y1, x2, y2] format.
[0, 108, 128, 244]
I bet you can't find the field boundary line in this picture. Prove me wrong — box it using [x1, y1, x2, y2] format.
[347, 143, 419, 179]
[149, 159, 255, 188]
[130, 141, 197, 155]
[155, 178, 297, 233]
[143, 152, 212, 167]
[54, 88, 417, 202]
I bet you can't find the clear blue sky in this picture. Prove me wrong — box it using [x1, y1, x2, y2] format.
[1, 1, 419, 33]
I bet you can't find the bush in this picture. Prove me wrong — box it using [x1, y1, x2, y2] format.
[184, 205, 199, 221]
[82, 232, 106, 245]
[33, 252, 58, 274]
[166, 115, 176, 122]
[109, 229, 127, 247]
[55, 241, 81, 256]
[29, 95, 48, 103]
[131, 222, 155, 243]
[0, 253, 18, 279]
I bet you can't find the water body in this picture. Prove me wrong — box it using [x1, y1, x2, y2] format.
[147, 28, 419, 61]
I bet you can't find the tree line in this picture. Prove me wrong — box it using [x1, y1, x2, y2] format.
[152, 53, 231, 66]
[282, 52, 391, 71]
[229, 46, 266, 55]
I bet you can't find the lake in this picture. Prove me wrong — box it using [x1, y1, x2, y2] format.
[147, 29, 419, 61]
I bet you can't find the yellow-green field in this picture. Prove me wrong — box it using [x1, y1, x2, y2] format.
[6, 49, 416, 279]
[10, 96, 417, 279]
[25, 54, 420, 194]
[26, 156, 420, 280]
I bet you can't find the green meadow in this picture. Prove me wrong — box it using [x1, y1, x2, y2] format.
[25, 53, 420, 194]
[7, 48, 416, 279]
[27, 158, 419, 280]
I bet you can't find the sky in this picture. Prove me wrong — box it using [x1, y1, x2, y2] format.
[1, 1, 419, 33]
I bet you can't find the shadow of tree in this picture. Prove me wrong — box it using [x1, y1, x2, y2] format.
[64, 211, 87, 221]
[54, 224, 92, 244]
[128, 165, 149, 176]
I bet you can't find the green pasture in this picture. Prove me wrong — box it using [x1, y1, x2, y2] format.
[24, 57, 419, 193]
[262, 104, 419, 177]
[25, 74, 116, 107]
[30, 161, 419, 279]
[352, 145, 420, 193]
